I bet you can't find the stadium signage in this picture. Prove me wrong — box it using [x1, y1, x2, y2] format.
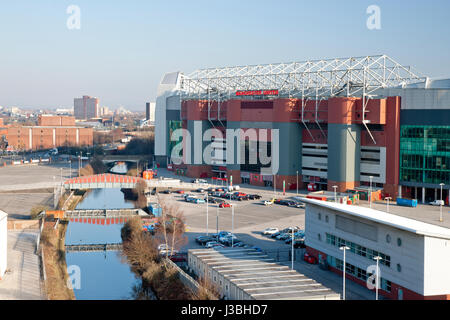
[236, 89, 279, 96]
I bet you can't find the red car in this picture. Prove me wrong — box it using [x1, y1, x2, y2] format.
[219, 202, 232, 208]
[169, 253, 187, 262]
[176, 190, 185, 194]
[303, 253, 317, 264]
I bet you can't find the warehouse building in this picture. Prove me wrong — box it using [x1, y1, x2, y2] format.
[6, 115, 93, 151]
[154, 55, 450, 201]
[302, 198, 450, 300]
[188, 248, 340, 300]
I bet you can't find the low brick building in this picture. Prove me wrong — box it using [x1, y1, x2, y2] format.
[6, 116, 93, 151]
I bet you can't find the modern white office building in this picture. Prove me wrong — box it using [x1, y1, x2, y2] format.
[0, 210, 7, 280]
[302, 198, 450, 300]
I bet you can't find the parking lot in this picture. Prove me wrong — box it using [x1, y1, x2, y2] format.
[155, 190, 306, 252]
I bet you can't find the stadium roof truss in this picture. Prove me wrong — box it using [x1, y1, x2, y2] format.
[179, 55, 427, 144]
[181, 55, 426, 100]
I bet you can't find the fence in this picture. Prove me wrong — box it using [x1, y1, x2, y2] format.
[165, 257, 218, 299]
[263, 248, 306, 262]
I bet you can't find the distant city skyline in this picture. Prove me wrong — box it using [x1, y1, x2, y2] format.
[1, 1, 450, 109]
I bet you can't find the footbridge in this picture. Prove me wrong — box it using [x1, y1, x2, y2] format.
[100, 155, 152, 164]
[64, 174, 145, 190]
[65, 243, 123, 253]
[65, 208, 148, 219]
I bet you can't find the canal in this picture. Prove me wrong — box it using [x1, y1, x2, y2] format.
[65, 188, 141, 300]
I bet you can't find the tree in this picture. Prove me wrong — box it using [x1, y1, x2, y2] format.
[155, 195, 188, 260]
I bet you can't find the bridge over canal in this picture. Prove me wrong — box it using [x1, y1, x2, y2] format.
[64, 174, 145, 190]
[65, 208, 148, 218]
[65, 243, 123, 253]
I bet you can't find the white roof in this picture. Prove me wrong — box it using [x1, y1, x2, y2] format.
[0, 210, 7, 221]
[302, 198, 450, 240]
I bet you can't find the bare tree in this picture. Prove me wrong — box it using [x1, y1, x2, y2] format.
[155, 195, 188, 260]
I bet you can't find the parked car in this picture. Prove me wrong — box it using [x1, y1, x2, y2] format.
[158, 244, 169, 251]
[220, 235, 239, 246]
[221, 192, 233, 199]
[231, 241, 246, 247]
[192, 179, 208, 184]
[279, 199, 293, 206]
[248, 194, 262, 200]
[277, 233, 291, 241]
[430, 200, 445, 206]
[271, 227, 298, 238]
[219, 202, 232, 208]
[285, 232, 305, 244]
[294, 239, 306, 249]
[205, 241, 223, 249]
[262, 227, 279, 235]
[176, 190, 185, 194]
[168, 253, 187, 262]
[303, 253, 317, 264]
[195, 235, 214, 245]
[185, 196, 197, 202]
[194, 198, 206, 204]
[224, 239, 242, 247]
[195, 188, 206, 193]
[294, 202, 305, 208]
[217, 231, 232, 238]
[159, 248, 178, 256]
[161, 189, 172, 194]
[264, 199, 276, 206]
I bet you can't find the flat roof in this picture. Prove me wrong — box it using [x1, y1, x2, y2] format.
[189, 248, 340, 300]
[302, 198, 450, 240]
[0, 210, 7, 220]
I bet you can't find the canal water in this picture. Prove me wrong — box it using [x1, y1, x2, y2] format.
[65, 188, 141, 300]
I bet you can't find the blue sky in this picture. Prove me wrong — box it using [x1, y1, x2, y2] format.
[0, 0, 449, 111]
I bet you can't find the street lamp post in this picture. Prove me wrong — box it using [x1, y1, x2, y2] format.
[369, 176, 373, 208]
[385, 197, 392, 213]
[273, 175, 276, 196]
[216, 205, 219, 235]
[296, 171, 299, 195]
[440, 183, 445, 222]
[291, 230, 294, 270]
[333, 186, 338, 203]
[373, 256, 382, 300]
[231, 204, 235, 248]
[205, 192, 209, 235]
[60, 168, 63, 196]
[340, 246, 350, 300]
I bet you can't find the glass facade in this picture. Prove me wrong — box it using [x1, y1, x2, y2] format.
[327, 255, 392, 292]
[167, 120, 183, 160]
[400, 126, 450, 185]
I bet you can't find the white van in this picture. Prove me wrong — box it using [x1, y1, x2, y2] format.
[430, 200, 445, 206]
